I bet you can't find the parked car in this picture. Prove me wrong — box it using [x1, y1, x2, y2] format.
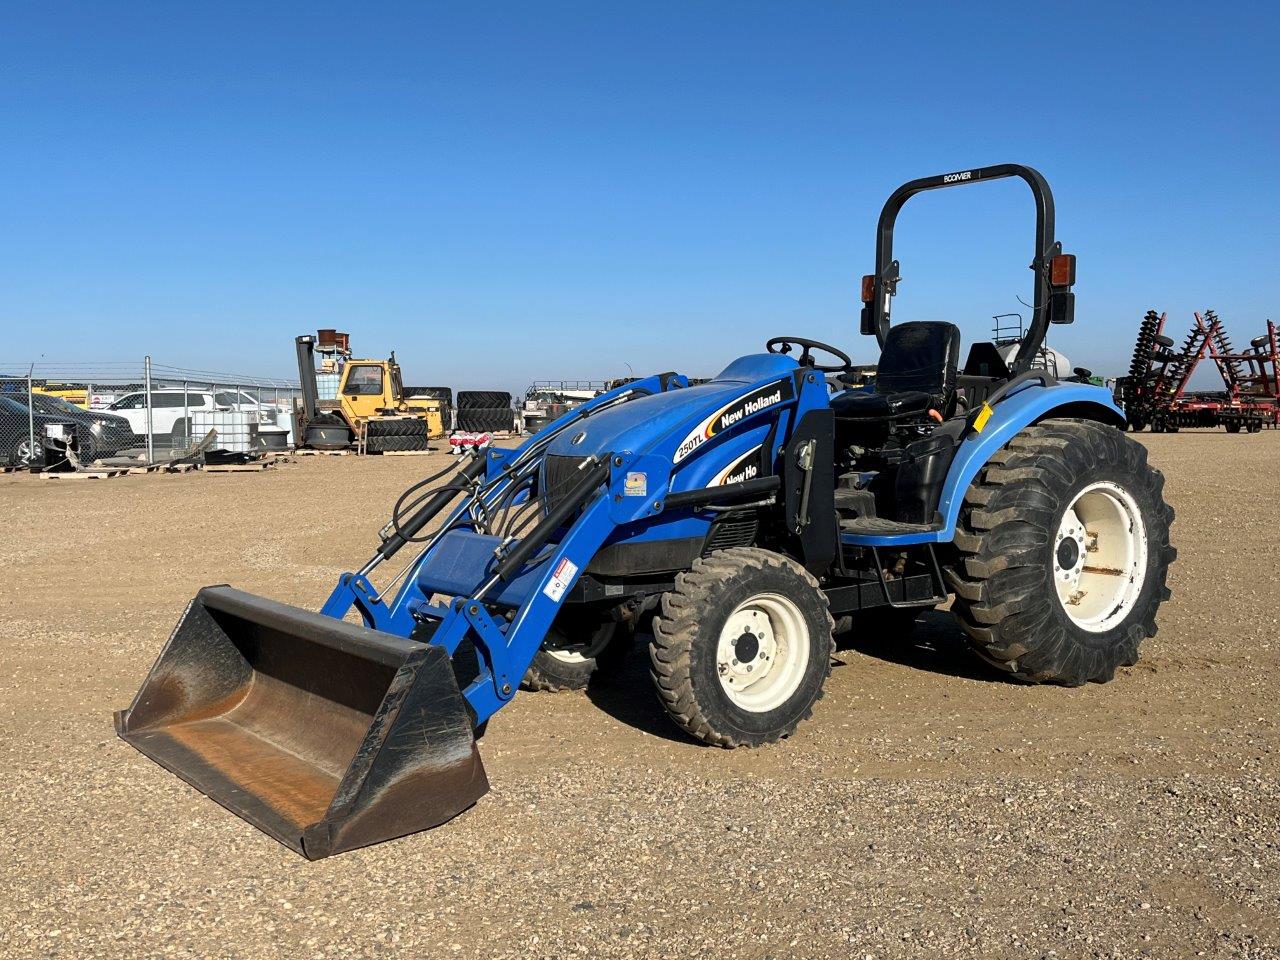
[105, 389, 282, 440]
[0, 393, 136, 467]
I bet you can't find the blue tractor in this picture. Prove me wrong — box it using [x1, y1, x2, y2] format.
[117, 164, 1175, 859]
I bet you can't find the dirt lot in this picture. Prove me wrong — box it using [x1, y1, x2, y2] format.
[1, 433, 1277, 959]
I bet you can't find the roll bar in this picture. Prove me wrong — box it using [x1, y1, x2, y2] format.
[859, 163, 1076, 376]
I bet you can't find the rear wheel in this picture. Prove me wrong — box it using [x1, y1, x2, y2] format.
[169, 418, 191, 451]
[946, 419, 1174, 685]
[10, 437, 40, 468]
[650, 547, 834, 747]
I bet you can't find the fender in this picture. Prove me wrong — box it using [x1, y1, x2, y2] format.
[843, 383, 1124, 546]
[938, 383, 1125, 535]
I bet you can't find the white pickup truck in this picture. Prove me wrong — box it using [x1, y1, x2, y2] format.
[105, 389, 282, 440]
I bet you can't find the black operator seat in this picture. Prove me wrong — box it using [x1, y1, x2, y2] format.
[831, 321, 961, 421]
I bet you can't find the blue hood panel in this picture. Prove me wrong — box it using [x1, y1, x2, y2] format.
[545, 353, 798, 462]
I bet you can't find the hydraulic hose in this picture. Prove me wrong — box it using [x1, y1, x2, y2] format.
[376, 455, 488, 562]
[494, 456, 611, 582]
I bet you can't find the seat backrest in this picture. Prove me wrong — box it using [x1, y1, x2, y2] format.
[876, 321, 961, 398]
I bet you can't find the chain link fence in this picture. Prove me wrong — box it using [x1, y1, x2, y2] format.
[0, 358, 302, 469]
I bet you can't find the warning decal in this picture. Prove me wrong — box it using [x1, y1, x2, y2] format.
[543, 557, 579, 602]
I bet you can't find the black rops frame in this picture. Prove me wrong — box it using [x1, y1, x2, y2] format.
[859, 163, 1076, 376]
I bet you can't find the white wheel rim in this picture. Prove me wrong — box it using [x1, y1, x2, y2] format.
[1053, 481, 1148, 633]
[715, 593, 810, 712]
[543, 629, 611, 665]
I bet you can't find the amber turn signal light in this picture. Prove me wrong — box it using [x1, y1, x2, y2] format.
[1050, 254, 1076, 287]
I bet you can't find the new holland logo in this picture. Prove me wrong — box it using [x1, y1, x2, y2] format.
[708, 446, 763, 487]
[673, 380, 793, 464]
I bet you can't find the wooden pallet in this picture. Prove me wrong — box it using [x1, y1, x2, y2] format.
[204, 462, 270, 473]
[204, 462, 272, 473]
[379, 448, 438, 457]
[292, 448, 351, 457]
[40, 469, 128, 481]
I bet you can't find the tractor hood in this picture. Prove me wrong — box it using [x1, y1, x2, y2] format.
[545, 353, 799, 462]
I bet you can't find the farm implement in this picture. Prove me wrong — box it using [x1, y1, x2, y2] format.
[1119, 309, 1280, 433]
[117, 164, 1175, 859]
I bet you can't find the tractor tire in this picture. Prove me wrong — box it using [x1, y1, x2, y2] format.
[521, 611, 634, 692]
[306, 413, 353, 450]
[367, 418, 431, 437]
[946, 419, 1175, 686]
[1225, 421, 1242, 433]
[407, 386, 453, 405]
[367, 434, 432, 453]
[649, 547, 835, 747]
[457, 391, 511, 410]
[365, 418, 431, 453]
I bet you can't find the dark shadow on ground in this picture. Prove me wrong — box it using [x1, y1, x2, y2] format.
[584, 612, 1018, 741]
[583, 635, 702, 745]
[838, 610, 1018, 684]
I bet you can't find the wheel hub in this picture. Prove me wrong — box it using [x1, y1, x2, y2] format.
[733, 631, 760, 664]
[715, 594, 809, 713]
[1053, 481, 1148, 633]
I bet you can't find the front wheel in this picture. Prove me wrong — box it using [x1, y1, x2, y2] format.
[521, 611, 633, 692]
[946, 419, 1175, 685]
[650, 547, 834, 747]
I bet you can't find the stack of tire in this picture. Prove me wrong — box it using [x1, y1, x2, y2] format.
[405, 386, 454, 431]
[456, 391, 515, 433]
[365, 417, 432, 452]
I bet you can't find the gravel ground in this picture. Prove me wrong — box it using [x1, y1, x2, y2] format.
[1, 432, 1277, 959]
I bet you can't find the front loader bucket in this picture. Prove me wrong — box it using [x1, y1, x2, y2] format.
[115, 585, 488, 860]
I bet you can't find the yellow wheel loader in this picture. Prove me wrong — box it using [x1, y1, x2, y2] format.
[294, 335, 445, 452]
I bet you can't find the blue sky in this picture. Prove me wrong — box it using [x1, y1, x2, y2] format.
[3, 2, 1277, 391]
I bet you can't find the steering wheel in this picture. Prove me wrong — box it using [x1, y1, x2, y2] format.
[765, 337, 853, 374]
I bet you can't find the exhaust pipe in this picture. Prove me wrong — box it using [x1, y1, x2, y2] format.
[115, 586, 488, 859]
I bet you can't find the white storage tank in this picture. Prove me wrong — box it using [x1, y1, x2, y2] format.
[192, 410, 260, 453]
[316, 373, 341, 400]
[274, 410, 296, 446]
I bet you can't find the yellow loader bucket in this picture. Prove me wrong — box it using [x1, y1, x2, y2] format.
[115, 586, 488, 860]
